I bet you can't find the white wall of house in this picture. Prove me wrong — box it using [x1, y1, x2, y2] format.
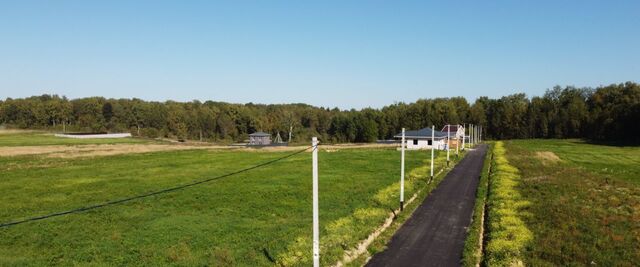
[455, 128, 465, 138]
[405, 138, 445, 150]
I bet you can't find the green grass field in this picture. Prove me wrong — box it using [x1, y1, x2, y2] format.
[0, 137, 454, 266]
[503, 139, 640, 266]
[0, 132, 149, 146]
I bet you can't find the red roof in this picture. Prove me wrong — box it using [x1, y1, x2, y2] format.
[441, 125, 460, 132]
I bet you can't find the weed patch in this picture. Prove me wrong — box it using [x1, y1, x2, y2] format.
[484, 141, 532, 266]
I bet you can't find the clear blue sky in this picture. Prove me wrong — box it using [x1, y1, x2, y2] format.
[1, 1, 638, 109]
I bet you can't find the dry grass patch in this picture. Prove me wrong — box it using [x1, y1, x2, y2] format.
[0, 144, 217, 158]
[535, 151, 561, 164]
[0, 129, 41, 135]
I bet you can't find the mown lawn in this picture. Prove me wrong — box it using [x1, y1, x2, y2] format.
[0, 146, 446, 266]
[504, 139, 640, 266]
[0, 132, 149, 146]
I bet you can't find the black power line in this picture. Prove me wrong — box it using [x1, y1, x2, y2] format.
[0, 145, 315, 228]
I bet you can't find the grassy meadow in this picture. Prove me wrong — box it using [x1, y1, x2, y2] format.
[503, 139, 640, 266]
[0, 134, 456, 266]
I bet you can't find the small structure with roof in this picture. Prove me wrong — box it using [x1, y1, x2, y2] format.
[394, 127, 448, 150]
[249, 131, 271, 145]
[441, 124, 465, 148]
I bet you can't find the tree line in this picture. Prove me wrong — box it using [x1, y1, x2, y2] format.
[1, 82, 638, 144]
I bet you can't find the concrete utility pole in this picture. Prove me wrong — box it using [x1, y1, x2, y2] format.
[472, 124, 475, 146]
[400, 128, 405, 211]
[476, 125, 478, 145]
[430, 125, 435, 183]
[288, 125, 293, 143]
[469, 124, 473, 147]
[455, 125, 459, 158]
[462, 123, 466, 150]
[446, 125, 450, 167]
[474, 125, 477, 144]
[312, 137, 319, 267]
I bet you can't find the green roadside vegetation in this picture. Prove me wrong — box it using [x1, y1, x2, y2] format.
[482, 141, 533, 266]
[461, 142, 493, 267]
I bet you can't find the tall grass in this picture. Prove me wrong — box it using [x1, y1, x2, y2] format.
[484, 141, 532, 266]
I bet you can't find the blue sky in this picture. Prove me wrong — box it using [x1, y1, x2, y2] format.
[1, 1, 638, 109]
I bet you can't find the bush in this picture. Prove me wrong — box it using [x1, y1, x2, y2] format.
[140, 127, 160, 138]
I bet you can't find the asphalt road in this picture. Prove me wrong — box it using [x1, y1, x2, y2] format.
[366, 144, 488, 267]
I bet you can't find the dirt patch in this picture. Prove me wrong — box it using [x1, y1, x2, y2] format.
[0, 144, 220, 158]
[0, 129, 41, 135]
[234, 143, 396, 152]
[320, 143, 396, 151]
[535, 151, 562, 164]
[0, 142, 397, 158]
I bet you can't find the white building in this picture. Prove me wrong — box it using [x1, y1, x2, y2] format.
[441, 125, 465, 140]
[394, 127, 448, 150]
[395, 125, 467, 150]
[248, 132, 271, 145]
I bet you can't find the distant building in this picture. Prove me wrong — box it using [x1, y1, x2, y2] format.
[394, 127, 447, 150]
[394, 125, 466, 150]
[441, 124, 465, 148]
[249, 132, 271, 145]
[54, 133, 132, 139]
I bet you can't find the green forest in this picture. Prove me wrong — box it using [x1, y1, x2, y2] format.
[1, 82, 638, 144]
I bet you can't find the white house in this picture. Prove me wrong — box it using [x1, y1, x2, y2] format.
[395, 124, 467, 150]
[442, 124, 466, 147]
[394, 127, 448, 150]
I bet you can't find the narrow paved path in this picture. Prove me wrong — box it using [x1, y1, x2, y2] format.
[366, 144, 488, 267]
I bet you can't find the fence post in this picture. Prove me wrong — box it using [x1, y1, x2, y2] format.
[312, 137, 320, 267]
[430, 125, 435, 183]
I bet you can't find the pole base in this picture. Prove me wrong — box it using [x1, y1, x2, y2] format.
[400, 201, 404, 211]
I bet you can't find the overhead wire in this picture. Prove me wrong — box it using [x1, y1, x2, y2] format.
[0, 145, 315, 228]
